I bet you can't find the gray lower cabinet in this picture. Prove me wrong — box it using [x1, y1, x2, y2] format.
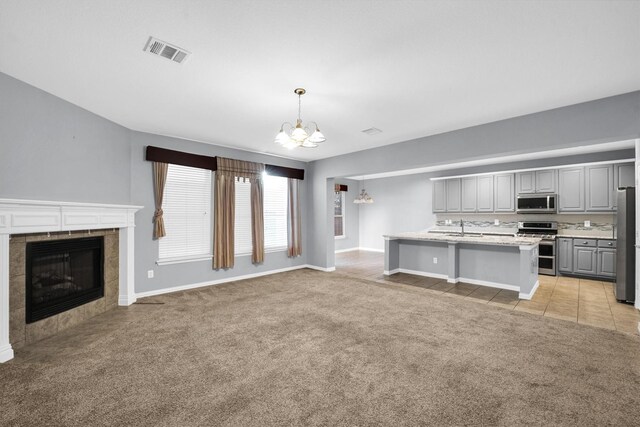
[585, 164, 614, 211]
[477, 175, 494, 212]
[432, 180, 446, 213]
[558, 167, 585, 212]
[461, 177, 477, 212]
[557, 238, 573, 272]
[597, 249, 616, 278]
[446, 178, 461, 212]
[559, 237, 616, 279]
[494, 173, 515, 212]
[573, 246, 597, 275]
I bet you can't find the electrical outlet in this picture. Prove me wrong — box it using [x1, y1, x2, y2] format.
[147, 270, 154, 279]
[433, 257, 438, 264]
[494, 219, 500, 225]
[584, 220, 591, 228]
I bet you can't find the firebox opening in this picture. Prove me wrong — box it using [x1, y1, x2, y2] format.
[26, 237, 104, 324]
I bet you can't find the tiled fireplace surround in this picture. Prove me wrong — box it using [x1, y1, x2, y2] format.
[0, 199, 142, 363]
[9, 230, 119, 349]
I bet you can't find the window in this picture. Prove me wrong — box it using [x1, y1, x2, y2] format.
[334, 191, 345, 238]
[235, 174, 288, 255]
[158, 164, 212, 263]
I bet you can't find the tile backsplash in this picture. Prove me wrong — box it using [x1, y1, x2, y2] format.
[434, 213, 616, 237]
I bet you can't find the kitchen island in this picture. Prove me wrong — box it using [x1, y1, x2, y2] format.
[384, 231, 541, 299]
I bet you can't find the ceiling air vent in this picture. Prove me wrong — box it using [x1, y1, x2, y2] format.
[361, 127, 382, 135]
[144, 37, 190, 64]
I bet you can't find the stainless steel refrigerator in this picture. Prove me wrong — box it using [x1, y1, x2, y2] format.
[615, 187, 635, 303]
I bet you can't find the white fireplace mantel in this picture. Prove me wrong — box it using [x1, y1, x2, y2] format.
[0, 198, 143, 363]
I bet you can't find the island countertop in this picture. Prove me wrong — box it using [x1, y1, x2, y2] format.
[384, 231, 540, 247]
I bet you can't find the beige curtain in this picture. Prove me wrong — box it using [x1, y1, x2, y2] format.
[152, 162, 168, 239]
[251, 178, 264, 264]
[213, 157, 265, 269]
[213, 173, 235, 269]
[287, 178, 302, 257]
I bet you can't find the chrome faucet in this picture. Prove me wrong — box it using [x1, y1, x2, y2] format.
[460, 219, 465, 236]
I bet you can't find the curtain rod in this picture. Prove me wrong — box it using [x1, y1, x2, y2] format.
[145, 146, 305, 180]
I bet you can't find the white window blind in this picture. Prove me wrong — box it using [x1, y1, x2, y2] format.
[158, 164, 212, 261]
[263, 175, 288, 250]
[234, 178, 253, 255]
[334, 191, 345, 237]
[234, 174, 288, 255]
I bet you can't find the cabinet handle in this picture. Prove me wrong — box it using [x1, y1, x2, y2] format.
[608, 242, 612, 246]
[583, 241, 588, 244]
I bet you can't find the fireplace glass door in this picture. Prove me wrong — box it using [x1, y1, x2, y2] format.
[26, 237, 104, 323]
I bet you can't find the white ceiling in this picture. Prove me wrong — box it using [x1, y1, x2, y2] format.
[1, 1, 639, 162]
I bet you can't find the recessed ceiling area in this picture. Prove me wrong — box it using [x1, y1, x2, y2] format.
[0, 0, 639, 162]
[345, 140, 637, 181]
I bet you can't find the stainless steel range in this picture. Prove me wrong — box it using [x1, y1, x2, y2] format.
[517, 221, 557, 276]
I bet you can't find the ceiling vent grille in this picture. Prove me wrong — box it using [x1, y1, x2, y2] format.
[144, 37, 190, 64]
[361, 127, 382, 135]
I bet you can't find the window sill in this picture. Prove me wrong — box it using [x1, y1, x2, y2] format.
[156, 255, 212, 266]
[235, 247, 288, 257]
[335, 235, 346, 240]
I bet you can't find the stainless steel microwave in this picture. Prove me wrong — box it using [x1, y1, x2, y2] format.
[516, 193, 557, 213]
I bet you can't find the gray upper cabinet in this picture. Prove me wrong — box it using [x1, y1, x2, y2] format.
[516, 170, 556, 194]
[516, 172, 536, 194]
[494, 174, 515, 212]
[557, 238, 573, 272]
[476, 175, 494, 212]
[585, 164, 614, 211]
[558, 167, 585, 212]
[432, 180, 446, 213]
[613, 163, 634, 209]
[461, 177, 477, 212]
[446, 178, 461, 212]
[535, 170, 556, 193]
[615, 163, 635, 188]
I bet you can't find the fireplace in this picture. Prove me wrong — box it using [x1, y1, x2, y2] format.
[26, 237, 104, 323]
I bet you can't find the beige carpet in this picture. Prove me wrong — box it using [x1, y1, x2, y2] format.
[1, 269, 639, 426]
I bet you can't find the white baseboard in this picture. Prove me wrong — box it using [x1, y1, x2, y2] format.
[136, 264, 309, 299]
[397, 269, 448, 280]
[0, 344, 14, 363]
[382, 269, 524, 294]
[118, 295, 137, 306]
[334, 247, 359, 254]
[358, 247, 385, 253]
[306, 265, 336, 272]
[455, 277, 520, 293]
[518, 280, 539, 300]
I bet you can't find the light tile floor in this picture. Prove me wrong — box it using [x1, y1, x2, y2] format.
[335, 250, 640, 335]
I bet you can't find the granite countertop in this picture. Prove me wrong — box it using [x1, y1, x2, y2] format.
[556, 233, 616, 240]
[384, 231, 541, 247]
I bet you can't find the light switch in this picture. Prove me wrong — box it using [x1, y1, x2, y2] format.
[494, 219, 500, 225]
[584, 220, 591, 228]
[147, 270, 154, 279]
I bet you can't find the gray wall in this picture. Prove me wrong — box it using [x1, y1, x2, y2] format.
[0, 71, 308, 295]
[308, 91, 640, 268]
[0, 72, 131, 204]
[333, 179, 359, 251]
[358, 175, 435, 251]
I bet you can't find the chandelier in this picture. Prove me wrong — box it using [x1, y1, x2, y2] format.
[274, 88, 326, 149]
[353, 176, 374, 204]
